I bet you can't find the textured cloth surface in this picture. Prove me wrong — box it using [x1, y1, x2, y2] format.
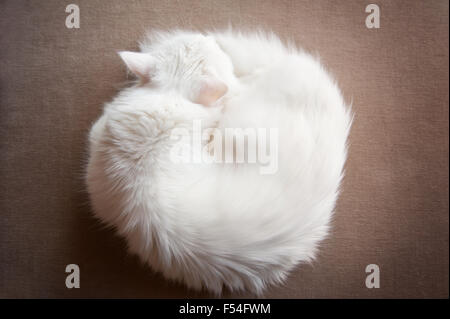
[0, 0, 448, 298]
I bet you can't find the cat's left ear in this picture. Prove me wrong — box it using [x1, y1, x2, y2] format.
[118, 51, 155, 83]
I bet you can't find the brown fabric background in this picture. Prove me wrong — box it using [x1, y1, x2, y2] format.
[0, 0, 448, 298]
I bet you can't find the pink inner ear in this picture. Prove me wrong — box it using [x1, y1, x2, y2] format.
[195, 77, 228, 106]
[118, 51, 154, 83]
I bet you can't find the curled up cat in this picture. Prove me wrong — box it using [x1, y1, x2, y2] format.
[85, 30, 352, 295]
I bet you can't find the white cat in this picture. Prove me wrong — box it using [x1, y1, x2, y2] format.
[86, 30, 352, 295]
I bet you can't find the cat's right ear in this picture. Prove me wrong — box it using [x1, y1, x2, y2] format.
[118, 51, 155, 83]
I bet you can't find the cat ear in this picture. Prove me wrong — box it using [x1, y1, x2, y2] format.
[194, 76, 228, 106]
[118, 51, 155, 82]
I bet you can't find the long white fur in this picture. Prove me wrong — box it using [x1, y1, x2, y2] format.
[86, 30, 352, 295]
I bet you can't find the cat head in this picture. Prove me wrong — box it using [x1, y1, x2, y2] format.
[119, 31, 234, 107]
